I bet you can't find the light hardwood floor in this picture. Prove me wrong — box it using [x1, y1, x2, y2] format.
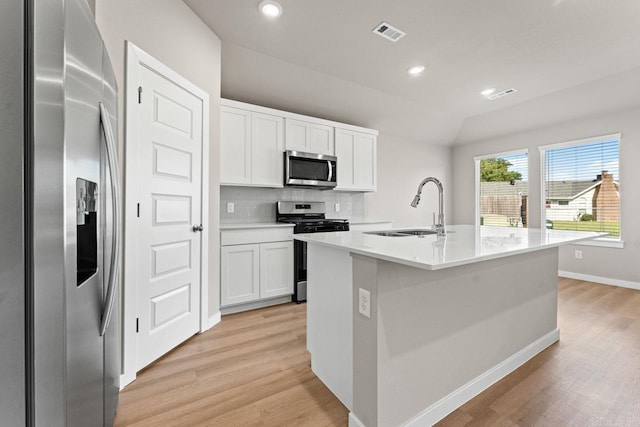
[115, 278, 640, 426]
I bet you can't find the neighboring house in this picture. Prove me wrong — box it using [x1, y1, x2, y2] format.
[480, 172, 619, 225]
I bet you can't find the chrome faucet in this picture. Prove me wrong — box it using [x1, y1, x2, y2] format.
[411, 177, 445, 237]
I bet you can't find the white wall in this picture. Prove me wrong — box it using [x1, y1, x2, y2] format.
[95, 0, 222, 317]
[452, 107, 640, 284]
[366, 133, 452, 228]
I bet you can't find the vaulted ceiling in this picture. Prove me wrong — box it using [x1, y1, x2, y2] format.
[186, 0, 640, 145]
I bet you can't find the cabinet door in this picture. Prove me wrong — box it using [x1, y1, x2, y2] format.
[335, 128, 356, 190]
[259, 241, 293, 299]
[251, 112, 284, 187]
[354, 133, 377, 191]
[221, 244, 260, 307]
[220, 106, 251, 185]
[310, 124, 335, 155]
[285, 118, 310, 152]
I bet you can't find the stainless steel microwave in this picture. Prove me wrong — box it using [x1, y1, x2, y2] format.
[284, 150, 337, 189]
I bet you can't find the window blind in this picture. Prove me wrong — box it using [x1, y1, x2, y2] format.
[542, 137, 620, 237]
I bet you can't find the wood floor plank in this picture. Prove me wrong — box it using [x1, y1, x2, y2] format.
[116, 278, 640, 426]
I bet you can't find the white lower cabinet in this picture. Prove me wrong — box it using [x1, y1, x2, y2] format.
[221, 244, 260, 306]
[259, 242, 294, 299]
[220, 227, 294, 310]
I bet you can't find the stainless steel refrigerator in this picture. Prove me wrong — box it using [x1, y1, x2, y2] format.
[1, 0, 121, 425]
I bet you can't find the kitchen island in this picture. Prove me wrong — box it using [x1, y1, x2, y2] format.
[296, 225, 606, 427]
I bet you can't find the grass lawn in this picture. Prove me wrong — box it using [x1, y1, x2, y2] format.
[550, 220, 620, 237]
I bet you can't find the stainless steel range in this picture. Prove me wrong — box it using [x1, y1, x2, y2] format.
[276, 202, 349, 303]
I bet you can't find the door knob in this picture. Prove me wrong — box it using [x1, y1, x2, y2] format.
[192, 224, 204, 232]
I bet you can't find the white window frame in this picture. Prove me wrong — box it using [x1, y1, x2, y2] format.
[539, 133, 624, 249]
[474, 149, 529, 228]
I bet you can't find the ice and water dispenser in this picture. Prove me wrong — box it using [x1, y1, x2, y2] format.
[76, 178, 98, 285]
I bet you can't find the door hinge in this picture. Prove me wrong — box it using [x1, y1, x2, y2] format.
[137, 203, 140, 218]
[136, 318, 139, 333]
[138, 86, 142, 104]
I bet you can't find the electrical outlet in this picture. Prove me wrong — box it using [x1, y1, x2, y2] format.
[358, 288, 370, 318]
[575, 249, 582, 259]
[226, 202, 234, 213]
[335, 203, 341, 212]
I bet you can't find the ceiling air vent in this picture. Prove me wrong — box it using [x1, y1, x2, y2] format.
[372, 21, 406, 42]
[487, 88, 518, 100]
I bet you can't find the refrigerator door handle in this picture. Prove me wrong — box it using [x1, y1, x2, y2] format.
[99, 102, 120, 337]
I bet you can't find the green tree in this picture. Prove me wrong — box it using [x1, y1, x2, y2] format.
[480, 158, 523, 182]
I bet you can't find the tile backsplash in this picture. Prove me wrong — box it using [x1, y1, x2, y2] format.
[220, 186, 365, 223]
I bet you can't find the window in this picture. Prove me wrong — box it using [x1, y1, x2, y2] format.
[476, 151, 528, 228]
[540, 133, 621, 241]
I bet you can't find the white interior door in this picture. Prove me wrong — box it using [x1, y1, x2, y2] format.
[135, 65, 203, 369]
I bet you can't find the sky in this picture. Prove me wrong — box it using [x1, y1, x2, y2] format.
[502, 152, 529, 182]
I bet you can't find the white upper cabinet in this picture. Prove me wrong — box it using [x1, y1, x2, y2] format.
[221, 99, 376, 192]
[285, 118, 334, 156]
[251, 112, 284, 187]
[310, 123, 335, 155]
[335, 128, 377, 192]
[220, 106, 284, 187]
[220, 106, 251, 185]
[355, 132, 376, 190]
[284, 119, 308, 152]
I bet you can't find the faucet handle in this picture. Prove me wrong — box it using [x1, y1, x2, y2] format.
[431, 212, 436, 230]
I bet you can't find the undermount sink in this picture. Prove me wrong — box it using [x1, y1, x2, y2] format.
[365, 229, 438, 237]
[394, 229, 438, 236]
[365, 231, 413, 237]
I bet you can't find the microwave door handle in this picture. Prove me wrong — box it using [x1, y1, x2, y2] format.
[327, 160, 333, 182]
[99, 102, 120, 337]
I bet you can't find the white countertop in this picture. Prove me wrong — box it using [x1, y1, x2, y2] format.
[294, 224, 607, 271]
[347, 219, 392, 225]
[220, 222, 294, 230]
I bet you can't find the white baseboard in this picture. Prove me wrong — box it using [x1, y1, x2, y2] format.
[403, 329, 560, 427]
[348, 413, 366, 427]
[220, 296, 292, 315]
[119, 371, 136, 391]
[203, 310, 221, 331]
[559, 271, 640, 291]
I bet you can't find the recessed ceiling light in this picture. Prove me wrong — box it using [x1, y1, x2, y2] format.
[481, 88, 496, 97]
[408, 65, 425, 76]
[486, 88, 518, 100]
[258, 0, 282, 18]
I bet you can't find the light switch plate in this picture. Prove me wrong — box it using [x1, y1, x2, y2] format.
[358, 288, 370, 318]
[226, 202, 234, 213]
[335, 203, 341, 212]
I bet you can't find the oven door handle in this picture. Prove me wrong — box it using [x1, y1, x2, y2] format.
[327, 160, 333, 182]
